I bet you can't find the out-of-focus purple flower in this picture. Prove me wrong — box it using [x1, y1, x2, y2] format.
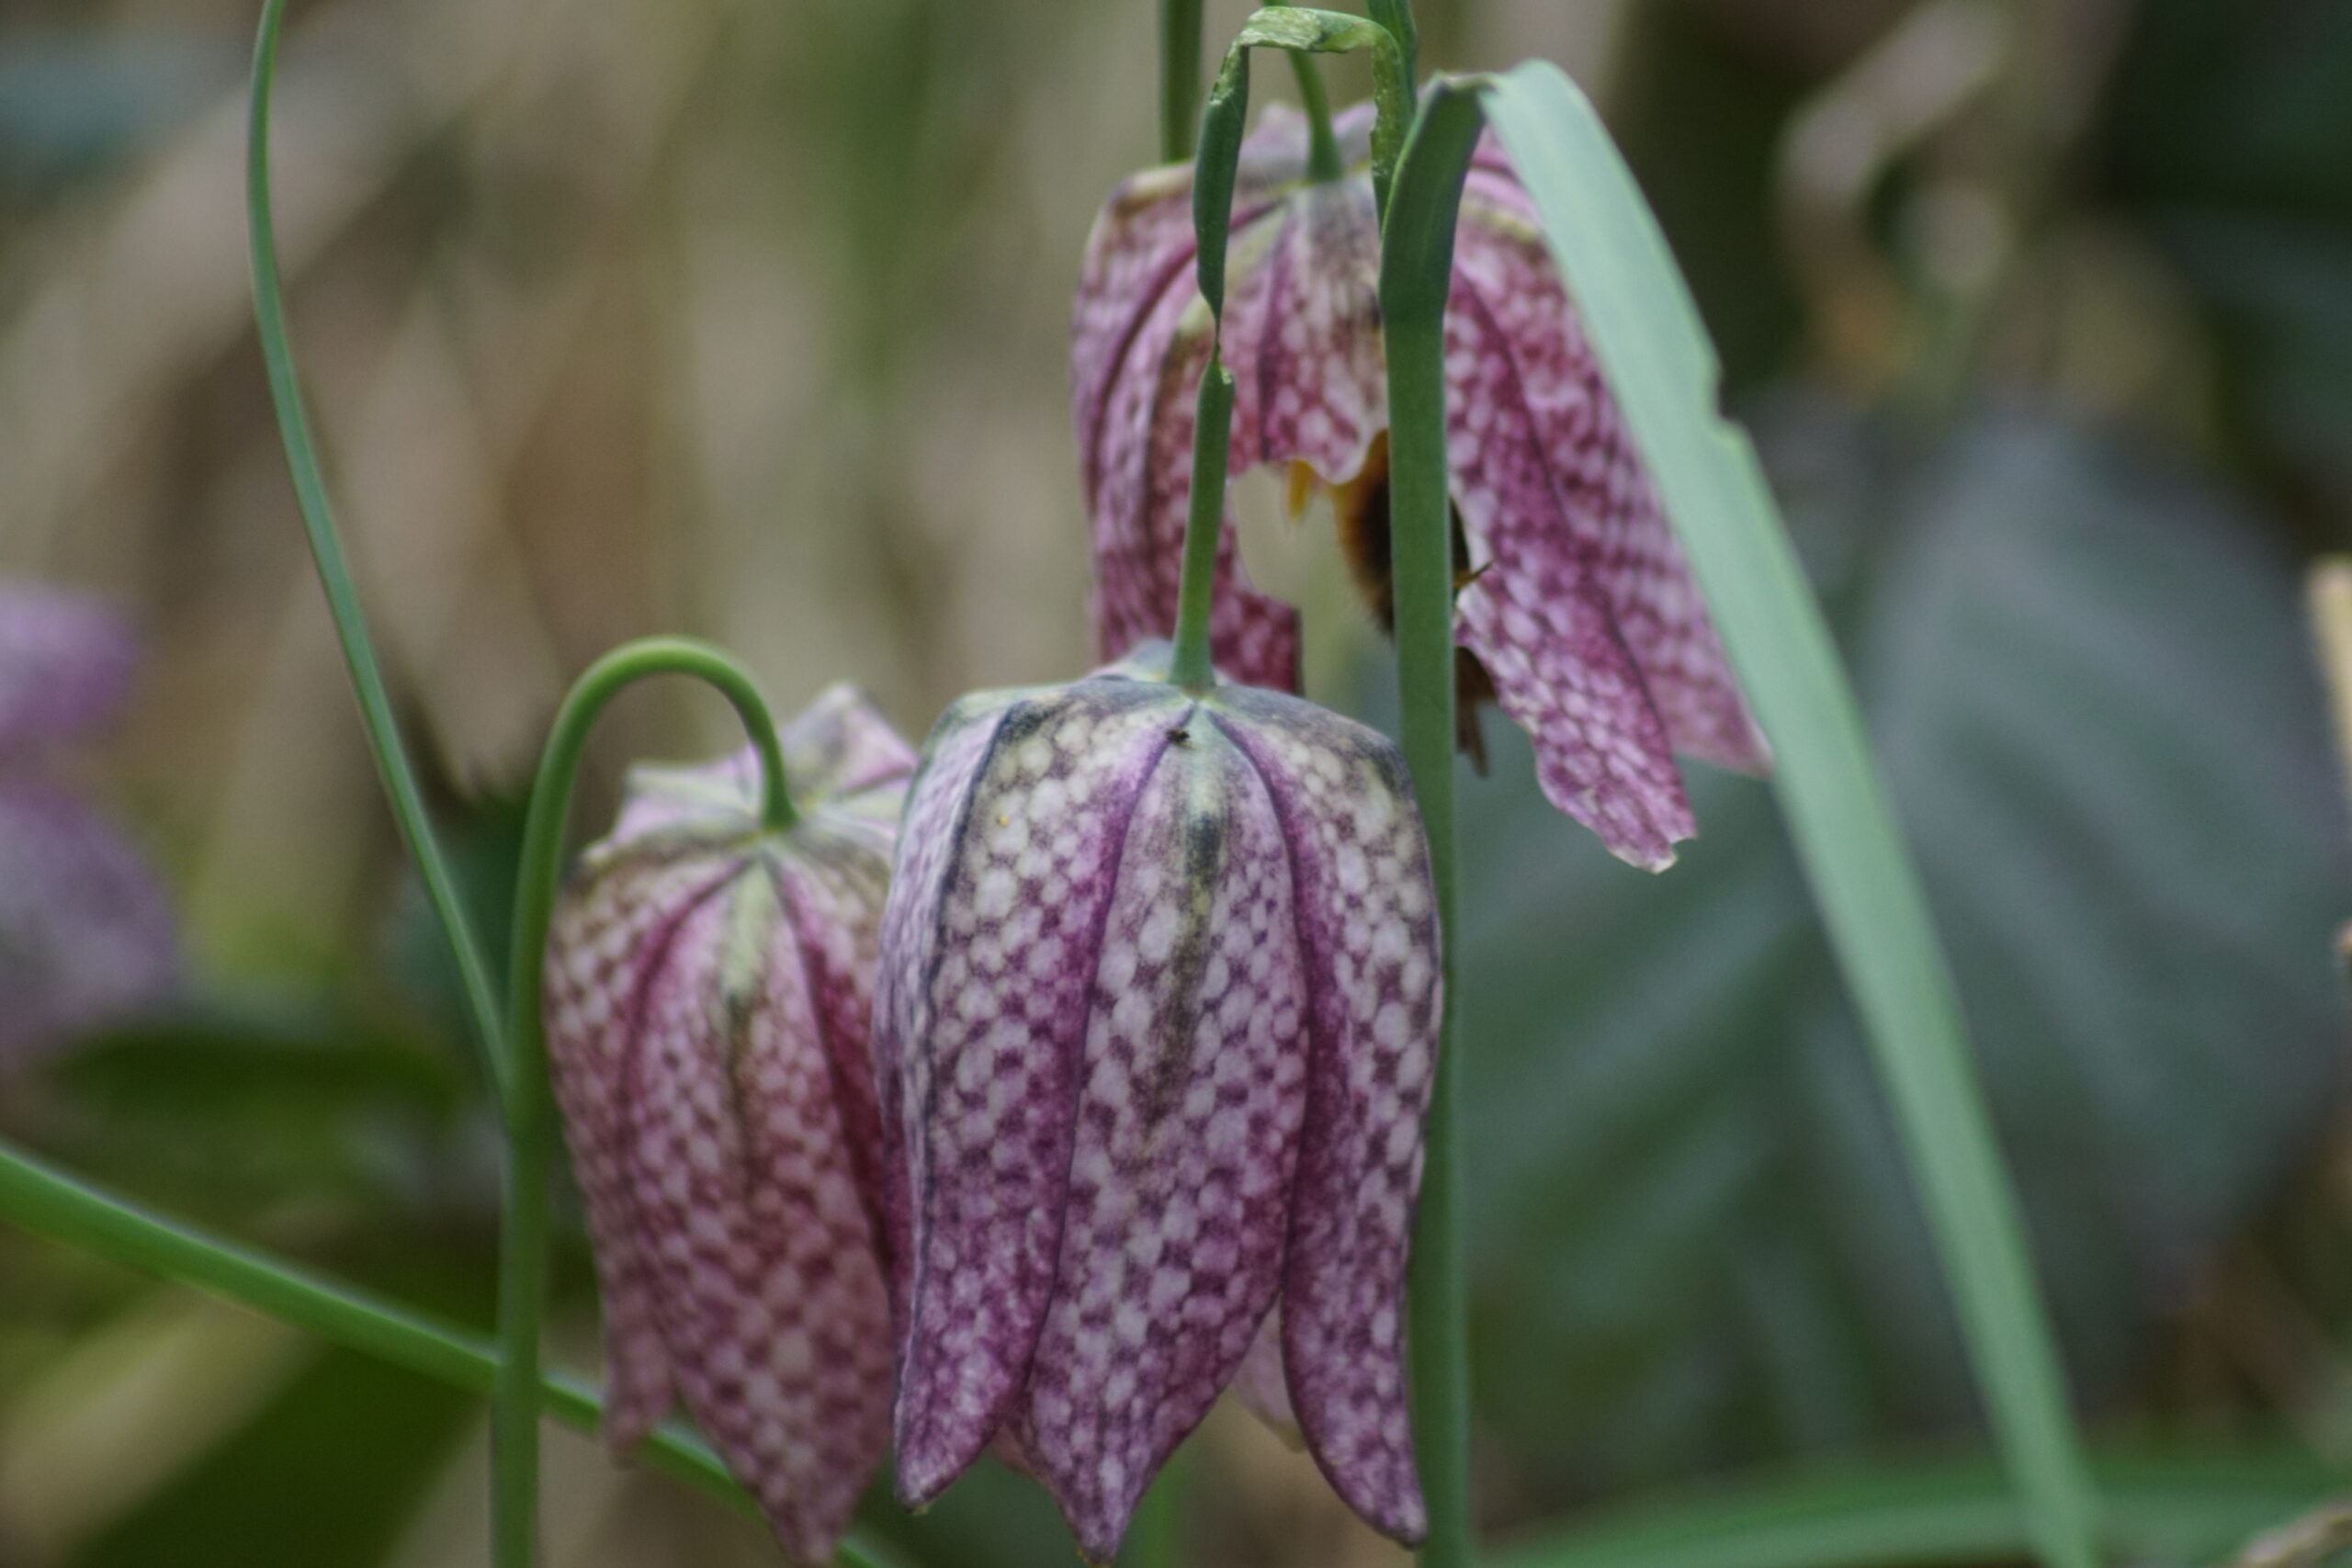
[1073, 105, 1767, 869]
[877, 647, 1439, 1561]
[0, 578, 174, 1061]
[541, 685, 915, 1563]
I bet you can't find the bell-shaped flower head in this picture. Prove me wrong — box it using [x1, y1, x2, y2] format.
[877, 645, 1439, 1561]
[541, 684, 914, 1562]
[0, 577, 175, 1063]
[1073, 104, 1767, 870]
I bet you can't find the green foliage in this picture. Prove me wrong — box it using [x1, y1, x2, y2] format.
[1448, 413, 2350, 1483]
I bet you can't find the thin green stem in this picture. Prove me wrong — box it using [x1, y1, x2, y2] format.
[247, 0, 508, 1101]
[1289, 50, 1346, 181]
[1166, 357, 1236, 692]
[1264, 3, 1345, 182]
[1378, 83, 1488, 1568]
[1160, 0, 1205, 163]
[0, 1135, 894, 1567]
[493, 636, 798, 1567]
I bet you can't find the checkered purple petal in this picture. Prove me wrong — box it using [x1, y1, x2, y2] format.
[1010, 719, 1310, 1559]
[882, 679, 1181, 1506]
[1213, 686, 1439, 1546]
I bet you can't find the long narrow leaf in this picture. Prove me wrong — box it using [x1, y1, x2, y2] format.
[1492, 1451, 2332, 1568]
[1480, 61, 2101, 1568]
[0, 1137, 901, 1568]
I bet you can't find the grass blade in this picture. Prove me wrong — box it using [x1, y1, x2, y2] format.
[1492, 1450, 2332, 1568]
[247, 0, 508, 1093]
[1479, 61, 2101, 1568]
[0, 1135, 901, 1568]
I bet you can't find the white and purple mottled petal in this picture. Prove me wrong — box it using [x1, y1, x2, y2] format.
[1213, 687, 1439, 1546]
[617, 871, 895, 1562]
[541, 687, 910, 1561]
[1224, 122, 1386, 494]
[1073, 130, 1302, 690]
[783, 682, 922, 807]
[1454, 183, 1766, 778]
[1012, 721, 1309, 1559]
[773, 831, 899, 1282]
[616, 686, 915, 842]
[1070, 103, 1765, 871]
[870, 691, 1024, 1329]
[1440, 250, 1693, 869]
[882, 680, 1182, 1505]
[0, 579, 138, 754]
[1229, 1308, 1302, 1445]
[545, 846, 741, 1450]
[0, 783, 175, 1061]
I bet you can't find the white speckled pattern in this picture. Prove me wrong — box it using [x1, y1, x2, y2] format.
[541, 687, 913, 1563]
[879, 653, 1439, 1557]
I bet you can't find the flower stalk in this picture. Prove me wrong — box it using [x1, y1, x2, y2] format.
[1379, 79, 1487, 1568]
[1159, 0, 1204, 163]
[495, 637, 800, 1568]
[1177, 17, 1483, 1563]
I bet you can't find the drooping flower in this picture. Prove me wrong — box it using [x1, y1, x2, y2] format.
[876, 645, 1439, 1562]
[541, 684, 915, 1562]
[1073, 103, 1768, 870]
[0, 578, 175, 1062]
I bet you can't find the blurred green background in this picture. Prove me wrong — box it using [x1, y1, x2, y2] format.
[3, 0, 2351, 1564]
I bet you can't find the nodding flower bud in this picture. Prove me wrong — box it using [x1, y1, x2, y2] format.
[542, 684, 913, 1563]
[876, 646, 1440, 1562]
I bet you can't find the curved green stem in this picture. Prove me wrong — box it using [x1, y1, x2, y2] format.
[1377, 82, 1485, 1568]
[1168, 9, 1418, 694]
[494, 636, 797, 1568]
[1160, 0, 1204, 163]
[0, 1135, 896, 1567]
[1289, 51, 1346, 182]
[247, 0, 507, 1100]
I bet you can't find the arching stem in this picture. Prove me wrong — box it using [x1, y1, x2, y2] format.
[493, 636, 797, 1567]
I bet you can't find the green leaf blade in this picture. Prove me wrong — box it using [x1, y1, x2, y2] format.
[1479, 60, 2101, 1568]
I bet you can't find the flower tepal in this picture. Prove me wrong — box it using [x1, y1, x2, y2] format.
[878, 648, 1439, 1561]
[1073, 104, 1768, 869]
[542, 684, 912, 1563]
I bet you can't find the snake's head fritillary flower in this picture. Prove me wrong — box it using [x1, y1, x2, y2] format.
[1073, 103, 1768, 870]
[0, 577, 175, 1063]
[542, 684, 915, 1562]
[876, 645, 1439, 1562]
